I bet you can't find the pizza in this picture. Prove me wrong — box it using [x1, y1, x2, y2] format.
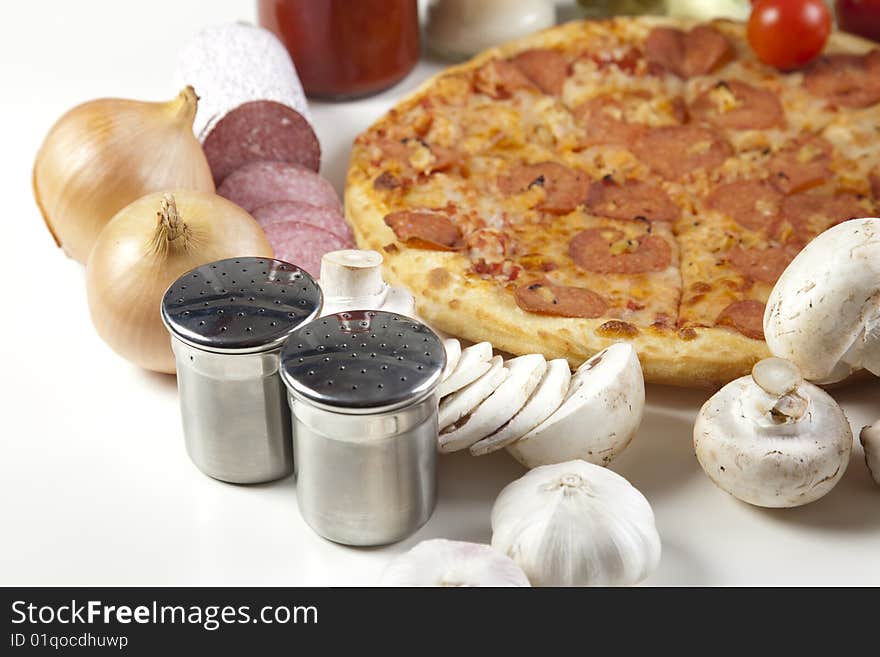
[345, 16, 880, 387]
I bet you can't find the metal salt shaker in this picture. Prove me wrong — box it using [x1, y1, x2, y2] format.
[280, 310, 446, 546]
[161, 257, 322, 484]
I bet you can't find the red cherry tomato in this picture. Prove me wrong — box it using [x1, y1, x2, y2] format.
[836, 0, 880, 42]
[748, 0, 832, 69]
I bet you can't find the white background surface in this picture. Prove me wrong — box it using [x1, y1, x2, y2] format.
[1, 0, 878, 587]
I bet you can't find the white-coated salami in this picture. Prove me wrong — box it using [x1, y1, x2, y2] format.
[174, 23, 310, 140]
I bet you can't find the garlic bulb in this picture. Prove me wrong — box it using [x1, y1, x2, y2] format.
[491, 460, 661, 587]
[379, 539, 530, 587]
[86, 191, 272, 373]
[34, 86, 214, 263]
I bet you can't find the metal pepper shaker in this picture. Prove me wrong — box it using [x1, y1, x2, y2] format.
[161, 257, 322, 484]
[280, 310, 446, 545]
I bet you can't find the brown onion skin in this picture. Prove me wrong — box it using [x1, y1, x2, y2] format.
[33, 87, 214, 264]
[85, 190, 272, 373]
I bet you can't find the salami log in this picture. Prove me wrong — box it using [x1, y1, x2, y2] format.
[175, 23, 310, 138]
[217, 161, 341, 214]
[262, 221, 350, 277]
[252, 201, 354, 243]
[174, 23, 318, 184]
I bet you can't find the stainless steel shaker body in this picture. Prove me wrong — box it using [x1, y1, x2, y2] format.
[161, 258, 322, 484]
[280, 311, 446, 545]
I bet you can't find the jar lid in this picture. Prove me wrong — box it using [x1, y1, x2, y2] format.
[161, 257, 322, 353]
[280, 310, 446, 413]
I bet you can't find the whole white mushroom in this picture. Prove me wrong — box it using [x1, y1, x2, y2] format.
[694, 357, 852, 508]
[764, 218, 880, 384]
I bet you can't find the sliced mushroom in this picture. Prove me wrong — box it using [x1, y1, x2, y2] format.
[470, 358, 571, 456]
[441, 338, 462, 382]
[764, 218, 880, 384]
[506, 343, 645, 469]
[439, 354, 547, 453]
[438, 341, 493, 397]
[438, 356, 507, 431]
[694, 357, 852, 508]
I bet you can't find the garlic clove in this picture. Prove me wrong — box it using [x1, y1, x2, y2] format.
[470, 358, 571, 456]
[438, 341, 493, 397]
[379, 539, 530, 587]
[491, 460, 661, 587]
[441, 339, 462, 382]
[694, 370, 852, 507]
[439, 354, 546, 454]
[507, 343, 645, 469]
[438, 356, 507, 431]
[859, 423, 880, 487]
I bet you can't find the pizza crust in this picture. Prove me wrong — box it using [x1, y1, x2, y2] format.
[345, 16, 875, 388]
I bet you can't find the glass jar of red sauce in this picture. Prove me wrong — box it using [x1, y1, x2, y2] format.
[836, 0, 880, 43]
[258, 0, 421, 100]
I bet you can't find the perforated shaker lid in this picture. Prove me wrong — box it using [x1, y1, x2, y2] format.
[280, 310, 446, 413]
[161, 257, 322, 353]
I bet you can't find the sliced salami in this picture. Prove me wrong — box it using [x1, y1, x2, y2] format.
[802, 51, 880, 109]
[780, 192, 869, 241]
[203, 101, 320, 185]
[252, 201, 354, 243]
[767, 136, 833, 195]
[509, 49, 569, 96]
[262, 221, 350, 277]
[727, 245, 796, 284]
[174, 23, 310, 139]
[573, 97, 643, 148]
[514, 280, 607, 318]
[586, 178, 680, 223]
[632, 125, 731, 180]
[715, 300, 765, 340]
[645, 25, 732, 79]
[689, 80, 785, 131]
[473, 59, 537, 99]
[217, 161, 341, 214]
[497, 161, 589, 214]
[569, 227, 672, 274]
[706, 180, 781, 232]
[384, 210, 463, 250]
